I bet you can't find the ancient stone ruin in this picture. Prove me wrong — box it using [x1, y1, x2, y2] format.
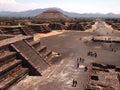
[66, 23, 85, 30]
[23, 24, 51, 35]
[0, 25, 51, 35]
[66, 22, 94, 31]
[0, 26, 26, 35]
[35, 9, 70, 21]
[86, 62, 120, 90]
[48, 23, 66, 30]
[0, 34, 60, 90]
[0, 18, 95, 90]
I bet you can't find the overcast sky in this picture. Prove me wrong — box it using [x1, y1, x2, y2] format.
[0, 0, 120, 14]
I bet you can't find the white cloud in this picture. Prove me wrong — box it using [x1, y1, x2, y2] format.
[0, 0, 119, 14]
[0, 0, 15, 4]
[0, 0, 39, 11]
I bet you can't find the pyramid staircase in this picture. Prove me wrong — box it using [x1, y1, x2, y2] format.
[12, 39, 49, 75]
[25, 37, 55, 64]
[48, 23, 65, 30]
[0, 45, 28, 90]
[0, 35, 60, 89]
[0, 27, 26, 35]
[25, 25, 51, 34]
[42, 25, 51, 32]
[21, 26, 35, 35]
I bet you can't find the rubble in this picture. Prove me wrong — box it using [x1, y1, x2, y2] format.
[86, 62, 120, 90]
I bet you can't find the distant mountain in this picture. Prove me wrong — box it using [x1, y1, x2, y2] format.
[0, 7, 120, 18]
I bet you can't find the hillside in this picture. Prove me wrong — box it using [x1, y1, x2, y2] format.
[0, 8, 120, 18]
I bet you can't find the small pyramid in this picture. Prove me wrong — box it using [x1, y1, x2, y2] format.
[35, 9, 70, 21]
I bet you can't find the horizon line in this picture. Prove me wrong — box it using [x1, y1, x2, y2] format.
[0, 7, 120, 15]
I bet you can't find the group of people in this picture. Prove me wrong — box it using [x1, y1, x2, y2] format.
[76, 57, 88, 71]
[111, 48, 116, 52]
[76, 57, 85, 68]
[76, 57, 85, 63]
[84, 66, 88, 72]
[87, 51, 97, 58]
[72, 57, 88, 88]
[109, 44, 116, 52]
[72, 79, 77, 87]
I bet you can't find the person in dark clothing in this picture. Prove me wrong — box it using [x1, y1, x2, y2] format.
[77, 63, 79, 68]
[72, 80, 75, 87]
[72, 79, 77, 87]
[76, 58, 79, 63]
[82, 58, 84, 63]
[84, 66, 88, 72]
[90, 52, 93, 56]
[80, 57, 82, 62]
[74, 80, 77, 87]
[94, 53, 97, 58]
[87, 51, 90, 56]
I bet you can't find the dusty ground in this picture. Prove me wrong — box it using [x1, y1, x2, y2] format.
[103, 21, 120, 31]
[85, 21, 98, 32]
[34, 21, 98, 41]
[34, 30, 65, 41]
[10, 21, 120, 90]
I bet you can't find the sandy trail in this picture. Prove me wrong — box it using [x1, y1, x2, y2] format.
[85, 21, 98, 32]
[34, 30, 65, 41]
[103, 21, 120, 32]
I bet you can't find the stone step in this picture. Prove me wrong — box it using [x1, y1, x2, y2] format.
[36, 46, 47, 53]
[29, 41, 41, 48]
[0, 66, 28, 90]
[0, 50, 9, 57]
[0, 52, 17, 66]
[42, 50, 52, 58]
[12, 29, 20, 31]
[20, 27, 29, 35]
[0, 60, 22, 76]
[2, 30, 10, 33]
[13, 40, 49, 75]
[28, 31, 35, 34]
[45, 54, 54, 63]
[12, 31, 22, 35]
[25, 27, 36, 34]
[24, 36, 33, 43]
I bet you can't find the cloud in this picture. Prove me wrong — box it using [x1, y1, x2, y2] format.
[0, 0, 39, 11]
[0, 0, 15, 4]
[0, 0, 119, 14]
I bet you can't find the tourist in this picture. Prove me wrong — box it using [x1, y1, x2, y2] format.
[72, 80, 77, 87]
[72, 79, 75, 87]
[90, 52, 93, 56]
[94, 53, 97, 58]
[76, 58, 79, 63]
[87, 51, 90, 56]
[84, 66, 88, 72]
[74, 80, 77, 87]
[57, 52, 60, 56]
[77, 63, 79, 68]
[80, 57, 82, 62]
